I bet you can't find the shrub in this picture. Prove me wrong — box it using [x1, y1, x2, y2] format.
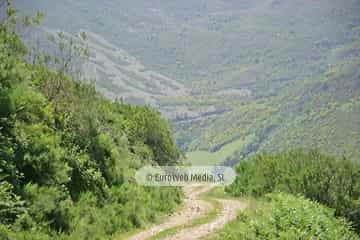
[227, 150, 360, 232]
[0, 10, 183, 239]
[0, 180, 26, 225]
[210, 193, 359, 240]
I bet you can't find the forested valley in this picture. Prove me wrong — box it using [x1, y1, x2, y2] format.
[1, 1, 360, 240]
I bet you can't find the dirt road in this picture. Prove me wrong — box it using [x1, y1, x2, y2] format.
[126, 185, 246, 240]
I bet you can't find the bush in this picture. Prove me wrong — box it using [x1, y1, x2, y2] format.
[210, 193, 359, 240]
[0, 180, 26, 225]
[0, 21, 183, 239]
[227, 150, 360, 232]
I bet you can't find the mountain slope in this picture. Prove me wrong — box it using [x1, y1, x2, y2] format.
[0, 21, 182, 239]
[14, 0, 360, 163]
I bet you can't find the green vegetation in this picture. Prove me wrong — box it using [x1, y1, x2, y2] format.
[207, 193, 359, 240]
[15, 0, 360, 88]
[226, 151, 360, 233]
[177, 50, 360, 164]
[13, 1, 360, 163]
[3, 1, 360, 239]
[0, 9, 182, 239]
[186, 134, 254, 165]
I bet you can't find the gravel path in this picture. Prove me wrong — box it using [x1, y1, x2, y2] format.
[163, 198, 246, 240]
[127, 185, 214, 240]
[126, 185, 246, 240]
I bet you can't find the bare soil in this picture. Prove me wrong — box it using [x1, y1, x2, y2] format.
[126, 185, 246, 240]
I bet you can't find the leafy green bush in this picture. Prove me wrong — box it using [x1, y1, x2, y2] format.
[0, 180, 26, 225]
[227, 150, 360, 232]
[0, 15, 182, 239]
[209, 193, 359, 240]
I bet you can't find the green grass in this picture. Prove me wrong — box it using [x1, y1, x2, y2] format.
[186, 135, 255, 165]
[201, 187, 235, 200]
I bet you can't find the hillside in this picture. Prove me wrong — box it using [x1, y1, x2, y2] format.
[0, 15, 182, 239]
[1, 2, 360, 240]
[184, 44, 360, 164]
[13, 0, 360, 164]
